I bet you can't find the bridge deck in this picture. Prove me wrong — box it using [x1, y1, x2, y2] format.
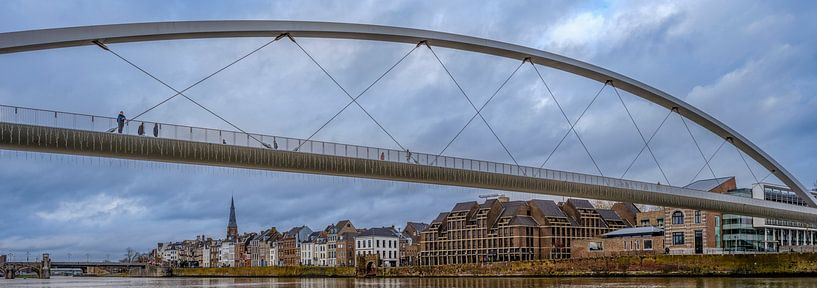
[1, 105, 816, 223]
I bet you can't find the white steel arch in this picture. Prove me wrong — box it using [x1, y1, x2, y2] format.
[0, 20, 812, 207]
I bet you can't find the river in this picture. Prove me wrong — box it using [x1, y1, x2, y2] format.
[1, 277, 816, 287]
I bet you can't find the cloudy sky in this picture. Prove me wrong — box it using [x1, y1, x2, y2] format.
[1, 0, 816, 261]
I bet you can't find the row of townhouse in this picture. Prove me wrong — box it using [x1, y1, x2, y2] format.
[153, 197, 430, 268]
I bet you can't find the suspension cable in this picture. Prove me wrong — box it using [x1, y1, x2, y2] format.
[425, 44, 524, 171]
[94, 41, 271, 147]
[431, 58, 525, 165]
[677, 109, 717, 179]
[688, 137, 727, 185]
[295, 45, 419, 152]
[621, 108, 673, 180]
[531, 63, 605, 177]
[94, 38, 278, 126]
[759, 171, 774, 183]
[730, 137, 760, 183]
[610, 82, 670, 185]
[539, 81, 608, 176]
[285, 35, 406, 151]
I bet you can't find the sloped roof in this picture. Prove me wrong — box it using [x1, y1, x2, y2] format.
[568, 198, 594, 209]
[480, 198, 498, 209]
[530, 199, 567, 218]
[432, 212, 450, 223]
[405, 222, 429, 233]
[597, 209, 623, 221]
[684, 177, 733, 192]
[618, 202, 640, 215]
[509, 215, 539, 226]
[602, 226, 664, 238]
[499, 201, 527, 218]
[358, 227, 399, 238]
[452, 201, 478, 212]
[336, 220, 353, 229]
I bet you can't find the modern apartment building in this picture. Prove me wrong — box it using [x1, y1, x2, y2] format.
[419, 196, 629, 265]
[722, 183, 817, 252]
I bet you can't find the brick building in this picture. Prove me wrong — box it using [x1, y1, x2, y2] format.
[280, 226, 312, 266]
[662, 177, 733, 254]
[419, 196, 629, 265]
[572, 226, 666, 258]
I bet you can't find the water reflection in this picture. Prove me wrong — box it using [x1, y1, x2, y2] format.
[1, 277, 816, 287]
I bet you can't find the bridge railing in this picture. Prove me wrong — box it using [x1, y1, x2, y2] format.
[0, 104, 699, 195]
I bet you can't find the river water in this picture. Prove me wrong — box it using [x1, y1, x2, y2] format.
[1, 277, 816, 287]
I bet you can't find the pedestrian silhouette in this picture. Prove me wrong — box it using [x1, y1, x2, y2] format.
[380, 152, 385, 161]
[273, 139, 278, 150]
[223, 139, 227, 144]
[406, 149, 412, 163]
[153, 123, 159, 137]
[137, 122, 145, 136]
[116, 111, 126, 134]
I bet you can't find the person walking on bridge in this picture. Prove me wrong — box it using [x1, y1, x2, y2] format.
[137, 122, 145, 136]
[153, 123, 159, 137]
[116, 111, 126, 134]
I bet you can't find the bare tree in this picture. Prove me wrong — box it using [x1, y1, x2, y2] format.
[123, 247, 135, 263]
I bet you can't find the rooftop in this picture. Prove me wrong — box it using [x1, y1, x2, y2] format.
[685, 177, 733, 192]
[358, 227, 399, 238]
[602, 226, 664, 238]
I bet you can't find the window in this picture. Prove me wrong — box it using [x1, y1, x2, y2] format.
[640, 219, 650, 226]
[672, 232, 685, 245]
[694, 210, 701, 224]
[368, 240, 371, 248]
[588, 242, 603, 251]
[624, 241, 629, 250]
[644, 239, 653, 250]
[657, 218, 664, 227]
[672, 211, 684, 225]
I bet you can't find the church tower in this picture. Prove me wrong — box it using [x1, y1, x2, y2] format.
[227, 196, 238, 241]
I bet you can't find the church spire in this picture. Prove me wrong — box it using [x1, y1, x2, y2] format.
[227, 196, 238, 241]
[228, 196, 237, 228]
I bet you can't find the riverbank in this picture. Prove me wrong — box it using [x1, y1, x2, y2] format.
[172, 266, 355, 277]
[173, 253, 817, 277]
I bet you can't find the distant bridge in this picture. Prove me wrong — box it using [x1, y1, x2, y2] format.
[0, 21, 815, 224]
[1, 254, 147, 279]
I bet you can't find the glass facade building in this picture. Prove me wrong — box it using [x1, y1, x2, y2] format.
[722, 184, 817, 252]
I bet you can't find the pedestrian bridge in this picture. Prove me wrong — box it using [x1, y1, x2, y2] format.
[1, 105, 816, 223]
[1, 21, 816, 224]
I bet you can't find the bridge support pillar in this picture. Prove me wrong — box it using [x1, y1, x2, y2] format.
[4, 267, 14, 279]
[40, 253, 50, 279]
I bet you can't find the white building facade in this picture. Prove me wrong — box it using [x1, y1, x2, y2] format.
[751, 183, 817, 251]
[218, 241, 236, 267]
[355, 227, 400, 267]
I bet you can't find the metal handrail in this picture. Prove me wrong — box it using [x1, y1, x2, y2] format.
[0, 103, 708, 195]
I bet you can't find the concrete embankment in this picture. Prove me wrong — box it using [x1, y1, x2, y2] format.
[172, 266, 355, 277]
[173, 253, 817, 277]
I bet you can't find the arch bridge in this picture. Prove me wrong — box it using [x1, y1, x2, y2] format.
[0, 21, 815, 223]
